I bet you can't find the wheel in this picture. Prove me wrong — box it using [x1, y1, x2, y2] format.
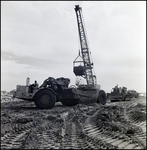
[34, 89, 56, 109]
[97, 90, 107, 105]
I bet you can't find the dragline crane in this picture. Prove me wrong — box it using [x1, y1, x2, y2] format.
[73, 5, 97, 89]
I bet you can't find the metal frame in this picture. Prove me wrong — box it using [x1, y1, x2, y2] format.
[74, 5, 96, 86]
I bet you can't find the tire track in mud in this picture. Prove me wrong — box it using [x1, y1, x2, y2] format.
[1, 122, 34, 149]
[1, 131, 29, 149]
[1, 98, 146, 149]
[125, 103, 146, 148]
[127, 103, 146, 124]
[29, 107, 107, 149]
[59, 106, 117, 149]
[92, 100, 146, 149]
[22, 111, 68, 149]
[60, 118, 96, 149]
[83, 123, 144, 149]
[34, 128, 61, 149]
[56, 110, 87, 149]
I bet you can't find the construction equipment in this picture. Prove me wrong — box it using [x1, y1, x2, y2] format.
[127, 90, 139, 98]
[73, 5, 97, 89]
[73, 5, 106, 102]
[13, 5, 107, 109]
[107, 85, 133, 101]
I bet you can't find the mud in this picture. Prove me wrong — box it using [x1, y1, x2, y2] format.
[1, 93, 146, 149]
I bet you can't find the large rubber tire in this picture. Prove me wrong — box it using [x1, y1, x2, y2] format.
[34, 89, 56, 109]
[97, 90, 107, 105]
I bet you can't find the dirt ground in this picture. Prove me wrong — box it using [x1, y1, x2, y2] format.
[1, 93, 146, 149]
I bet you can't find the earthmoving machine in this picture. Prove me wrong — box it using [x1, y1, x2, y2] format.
[13, 5, 107, 109]
[107, 85, 134, 101]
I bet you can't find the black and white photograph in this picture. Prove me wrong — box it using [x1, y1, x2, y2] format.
[1, 1, 146, 149]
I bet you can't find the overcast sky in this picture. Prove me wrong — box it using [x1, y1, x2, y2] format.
[1, 1, 146, 93]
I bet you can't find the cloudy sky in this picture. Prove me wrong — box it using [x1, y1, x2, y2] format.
[1, 1, 146, 93]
